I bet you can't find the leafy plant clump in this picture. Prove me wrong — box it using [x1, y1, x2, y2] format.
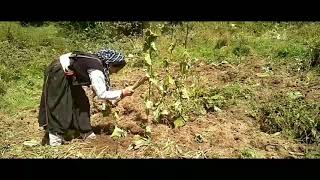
[258, 92, 320, 144]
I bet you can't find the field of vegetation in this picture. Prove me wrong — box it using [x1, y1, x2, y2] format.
[0, 21, 319, 158]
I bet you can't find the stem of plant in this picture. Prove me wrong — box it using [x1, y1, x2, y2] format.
[184, 24, 189, 49]
[148, 53, 151, 99]
[147, 49, 153, 120]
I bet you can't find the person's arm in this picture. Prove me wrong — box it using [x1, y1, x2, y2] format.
[88, 69, 123, 100]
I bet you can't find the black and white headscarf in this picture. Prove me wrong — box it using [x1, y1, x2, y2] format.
[96, 49, 126, 90]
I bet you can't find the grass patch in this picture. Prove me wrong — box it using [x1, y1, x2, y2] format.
[258, 92, 320, 144]
[193, 83, 253, 112]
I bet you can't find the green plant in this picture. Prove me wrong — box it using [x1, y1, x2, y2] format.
[308, 40, 320, 68]
[215, 37, 229, 49]
[160, 21, 183, 35]
[259, 93, 320, 143]
[0, 81, 6, 96]
[165, 25, 193, 128]
[112, 21, 145, 36]
[240, 148, 263, 158]
[232, 38, 251, 57]
[200, 84, 253, 112]
[142, 29, 159, 119]
[20, 21, 45, 27]
[141, 26, 195, 128]
[241, 148, 255, 158]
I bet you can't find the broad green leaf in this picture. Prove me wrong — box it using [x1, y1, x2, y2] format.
[150, 78, 158, 86]
[168, 42, 176, 52]
[23, 139, 39, 147]
[153, 107, 161, 121]
[145, 29, 158, 38]
[200, 108, 207, 115]
[149, 30, 159, 39]
[145, 29, 151, 36]
[262, 66, 273, 73]
[287, 91, 304, 100]
[181, 115, 189, 122]
[174, 118, 185, 128]
[158, 84, 164, 92]
[111, 126, 127, 139]
[154, 101, 161, 107]
[181, 88, 189, 99]
[157, 23, 165, 29]
[129, 135, 150, 150]
[174, 100, 182, 113]
[146, 126, 152, 134]
[311, 128, 317, 137]
[145, 72, 151, 78]
[113, 111, 120, 121]
[180, 61, 190, 75]
[151, 42, 157, 51]
[161, 109, 169, 115]
[144, 53, 152, 65]
[150, 78, 164, 92]
[221, 60, 229, 64]
[144, 29, 159, 51]
[213, 106, 222, 112]
[145, 100, 153, 109]
[211, 95, 224, 100]
[183, 50, 190, 58]
[168, 75, 175, 85]
[272, 132, 281, 136]
[241, 148, 257, 158]
[164, 76, 172, 88]
[143, 43, 150, 52]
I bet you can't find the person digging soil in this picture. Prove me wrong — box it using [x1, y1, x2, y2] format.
[38, 49, 134, 146]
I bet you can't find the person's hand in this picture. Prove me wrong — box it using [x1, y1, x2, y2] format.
[122, 86, 134, 97]
[64, 70, 74, 76]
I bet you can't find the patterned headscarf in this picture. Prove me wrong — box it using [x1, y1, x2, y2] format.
[96, 49, 126, 90]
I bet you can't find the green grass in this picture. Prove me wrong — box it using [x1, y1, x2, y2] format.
[258, 93, 320, 143]
[0, 22, 318, 107]
[240, 148, 264, 159]
[196, 83, 253, 112]
[0, 78, 43, 114]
